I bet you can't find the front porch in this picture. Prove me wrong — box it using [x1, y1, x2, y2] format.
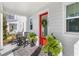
[0, 43, 62, 56]
[1, 2, 75, 56]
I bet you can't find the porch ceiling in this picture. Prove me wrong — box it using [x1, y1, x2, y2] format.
[3, 2, 49, 16]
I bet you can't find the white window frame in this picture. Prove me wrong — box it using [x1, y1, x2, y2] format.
[7, 22, 18, 34]
[64, 2, 79, 35]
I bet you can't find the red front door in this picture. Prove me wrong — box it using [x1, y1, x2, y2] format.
[39, 12, 48, 46]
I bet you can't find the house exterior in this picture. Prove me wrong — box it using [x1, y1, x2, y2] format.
[0, 2, 79, 56]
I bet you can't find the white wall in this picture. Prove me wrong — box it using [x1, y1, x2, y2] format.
[16, 15, 27, 32]
[30, 2, 79, 56]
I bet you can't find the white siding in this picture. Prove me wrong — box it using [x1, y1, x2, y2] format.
[30, 2, 79, 56]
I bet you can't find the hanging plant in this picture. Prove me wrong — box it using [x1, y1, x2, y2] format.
[42, 19, 47, 28]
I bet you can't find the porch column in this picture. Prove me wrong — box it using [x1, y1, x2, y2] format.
[0, 13, 3, 50]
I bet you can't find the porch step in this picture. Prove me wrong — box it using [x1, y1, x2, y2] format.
[7, 52, 14, 56]
[0, 44, 18, 56]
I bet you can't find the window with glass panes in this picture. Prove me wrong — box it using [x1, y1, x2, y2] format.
[66, 3, 79, 32]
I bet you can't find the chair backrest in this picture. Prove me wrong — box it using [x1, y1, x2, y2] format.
[16, 32, 23, 39]
[24, 32, 29, 38]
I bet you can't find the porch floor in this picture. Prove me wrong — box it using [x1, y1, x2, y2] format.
[13, 45, 47, 56]
[13, 45, 38, 56]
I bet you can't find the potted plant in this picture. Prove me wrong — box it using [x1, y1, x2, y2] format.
[42, 35, 63, 56]
[28, 32, 37, 47]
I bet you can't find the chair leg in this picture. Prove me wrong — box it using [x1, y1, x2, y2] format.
[23, 41, 29, 48]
